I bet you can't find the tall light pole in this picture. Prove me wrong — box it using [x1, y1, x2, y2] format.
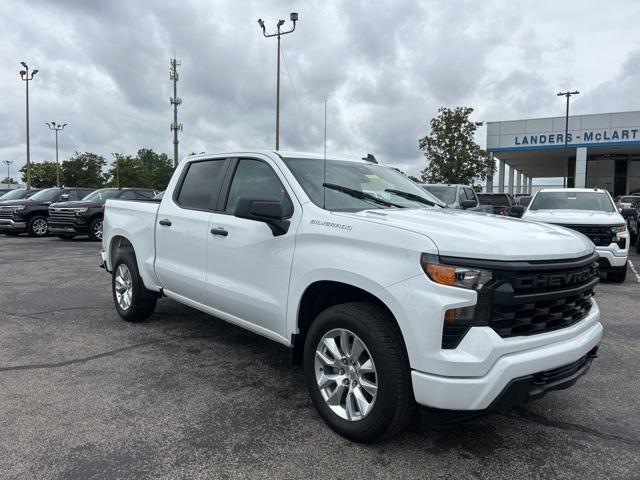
[111, 153, 120, 189]
[258, 12, 298, 150]
[2, 160, 13, 190]
[19, 62, 38, 190]
[557, 90, 579, 188]
[169, 58, 182, 167]
[46, 122, 67, 187]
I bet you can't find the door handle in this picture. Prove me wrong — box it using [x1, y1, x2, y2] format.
[210, 227, 228, 237]
[159, 219, 172, 227]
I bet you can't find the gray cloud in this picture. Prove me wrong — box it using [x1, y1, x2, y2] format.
[1, 0, 639, 181]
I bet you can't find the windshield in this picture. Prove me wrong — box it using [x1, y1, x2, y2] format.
[83, 189, 120, 202]
[421, 185, 456, 204]
[0, 189, 30, 201]
[28, 188, 62, 201]
[478, 194, 510, 206]
[282, 158, 444, 211]
[530, 191, 616, 212]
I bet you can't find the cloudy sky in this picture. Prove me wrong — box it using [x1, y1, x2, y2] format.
[1, 0, 639, 181]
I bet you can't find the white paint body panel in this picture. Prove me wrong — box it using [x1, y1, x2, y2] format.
[102, 151, 603, 411]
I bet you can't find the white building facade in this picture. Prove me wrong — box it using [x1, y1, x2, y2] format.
[486, 111, 640, 196]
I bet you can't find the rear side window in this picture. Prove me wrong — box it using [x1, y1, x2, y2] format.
[177, 160, 227, 210]
[66, 191, 79, 201]
[225, 159, 289, 214]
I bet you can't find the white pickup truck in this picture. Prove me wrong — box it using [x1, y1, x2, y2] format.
[101, 151, 602, 442]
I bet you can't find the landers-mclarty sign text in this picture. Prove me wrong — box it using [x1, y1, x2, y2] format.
[515, 128, 640, 146]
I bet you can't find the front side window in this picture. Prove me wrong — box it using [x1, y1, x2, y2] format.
[225, 159, 288, 213]
[530, 192, 616, 212]
[65, 191, 79, 201]
[284, 158, 443, 211]
[83, 189, 119, 202]
[464, 188, 476, 201]
[176, 159, 227, 210]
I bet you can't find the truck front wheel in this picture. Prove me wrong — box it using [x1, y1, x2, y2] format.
[303, 302, 415, 442]
[608, 263, 628, 283]
[112, 251, 158, 322]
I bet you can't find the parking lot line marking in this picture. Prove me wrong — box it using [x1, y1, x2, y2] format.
[629, 260, 640, 283]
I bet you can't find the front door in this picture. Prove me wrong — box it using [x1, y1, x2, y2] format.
[155, 158, 228, 304]
[204, 157, 299, 339]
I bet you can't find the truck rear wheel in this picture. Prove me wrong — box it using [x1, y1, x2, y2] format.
[303, 302, 415, 442]
[112, 250, 158, 322]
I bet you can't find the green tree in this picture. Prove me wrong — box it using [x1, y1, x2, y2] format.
[106, 149, 174, 190]
[20, 161, 59, 187]
[61, 152, 107, 188]
[419, 107, 494, 185]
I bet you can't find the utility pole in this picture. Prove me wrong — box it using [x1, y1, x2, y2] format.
[2, 160, 13, 190]
[46, 122, 67, 187]
[557, 90, 579, 188]
[258, 12, 298, 150]
[19, 62, 39, 189]
[170, 58, 182, 167]
[111, 153, 120, 189]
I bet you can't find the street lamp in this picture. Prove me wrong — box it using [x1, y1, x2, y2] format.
[2, 160, 14, 190]
[46, 122, 67, 187]
[19, 62, 39, 189]
[257, 12, 299, 150]
[557, 90, 579, 188]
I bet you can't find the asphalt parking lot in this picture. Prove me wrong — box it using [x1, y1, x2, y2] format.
[1, 235, 639, 479]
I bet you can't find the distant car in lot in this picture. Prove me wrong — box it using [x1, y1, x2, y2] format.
[49, 188, 158, 241]
[522, 188, 631, 282]
[0, 187, 95, 237]
[613, 195, 640, 210]
[420, 184, 491, 212]
[515, 195, 532, 207]
[0, 188, 42, 203]
[476, 193, 522, 217]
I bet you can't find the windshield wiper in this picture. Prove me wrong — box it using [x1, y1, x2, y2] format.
[384, 189, 444, 207]
[322, 183, 406, 208]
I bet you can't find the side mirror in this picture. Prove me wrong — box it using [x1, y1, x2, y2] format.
[234, 198, 291, 236]
[621, 207, 637, 218]
[510, 205, 525, 217]
[460, 199, 477, 209]
[60, 194, 70, 201]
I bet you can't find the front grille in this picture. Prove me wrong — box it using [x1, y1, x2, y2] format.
[440, 253, 599, 348]
[490, 288, 594, 337]
[557, 224, 614, 246]
[49, 209, 77, 225]
[0, 209, 14, 219]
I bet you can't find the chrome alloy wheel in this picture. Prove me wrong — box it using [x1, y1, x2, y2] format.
[314, 328, 378, 421]
[114, 264, 133, 311]
[32, 218, 48, 236]
[94, 220, 103, 240]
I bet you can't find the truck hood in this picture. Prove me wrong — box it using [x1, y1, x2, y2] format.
[522, 209, 625, 226]
[335, 208, 594, 261]
[0, 199, 51, 208]
[50, 200, 102, 208]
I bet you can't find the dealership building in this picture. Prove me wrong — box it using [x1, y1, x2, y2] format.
[485, 110, 640, 197]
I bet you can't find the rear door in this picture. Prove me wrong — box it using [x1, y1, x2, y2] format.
[203, 157, 300, 339]
[155, 158, 229, 305]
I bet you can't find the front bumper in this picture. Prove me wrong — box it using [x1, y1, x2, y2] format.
[0, 219, 27, 232]
[48, 224, 89, 235]
[410, 304, 602, 410]
[596, 245, 628, 269]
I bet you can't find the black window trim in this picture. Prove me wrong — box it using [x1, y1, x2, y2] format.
[216, 156, 294, 218]
[172, 157, 231, 213]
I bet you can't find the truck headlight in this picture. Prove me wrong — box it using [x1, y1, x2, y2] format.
[421, 253, 492, 290]
[14, 205, 26, 211]
[610, 224, 626, 234]
[74, 208, 88, 215]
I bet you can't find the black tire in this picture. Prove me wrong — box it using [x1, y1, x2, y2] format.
[56, 234, 75, 240]
[112, 249, 158, 322]
[630, 232, 638, 246]
[303, 302, 415, 442]
[88, 217, 103, 242]
[608, 264, 627, 283]
[27, 215, 49, 237]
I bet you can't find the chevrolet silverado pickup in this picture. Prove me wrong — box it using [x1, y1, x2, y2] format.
[522, 188, 630, 282]
[49, 188, 157, 241]
[101, 151, 603, 442]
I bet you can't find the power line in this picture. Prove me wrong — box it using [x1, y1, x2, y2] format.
[280, 44, 311, 142]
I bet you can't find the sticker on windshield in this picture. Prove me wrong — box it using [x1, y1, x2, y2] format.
[365, 174, 379, 179]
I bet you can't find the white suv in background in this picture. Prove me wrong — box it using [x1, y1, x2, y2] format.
[522, 188, 629, 282]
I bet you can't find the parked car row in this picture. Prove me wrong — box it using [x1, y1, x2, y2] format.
[0, 187, 157, 240]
